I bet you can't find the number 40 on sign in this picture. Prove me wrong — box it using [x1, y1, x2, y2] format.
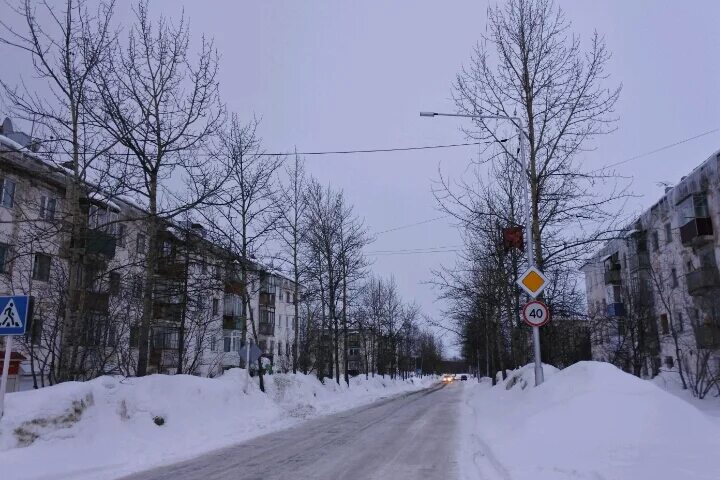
[522, 300, 550, 328]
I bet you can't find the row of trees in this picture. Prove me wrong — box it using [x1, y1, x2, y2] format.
[431, 0, 622, 381]
[0, 0, 443, 388]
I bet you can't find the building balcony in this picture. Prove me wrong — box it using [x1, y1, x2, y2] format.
[680, 217, 713, 246]
[153, 301, 184, 322]
[86, 229, 117, 258]
[224, 276, 245, 295]
[149, 348, 179, 369]
[156, 257, 186, 278]
[223, 315, 245, 331]
[686, 268, 720, 296]
[604, 268, 622, 285]
[86, 292, 110, 314]
[606, 302, 626, 317]
[629, 252, 650, 272]
[258, 322, 274, 336]
[259, 292, 276, 308]
[694, 324, 720, 349]
[69, 291, 110, 314]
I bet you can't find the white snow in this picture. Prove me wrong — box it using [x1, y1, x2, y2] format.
[459, 361, 720, 480]
[0, 370, 435, 480]
[0, 134, 31, 153]
[88, 192, 122, 212]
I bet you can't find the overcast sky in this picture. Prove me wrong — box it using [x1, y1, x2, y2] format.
[2, 1, 720, 354]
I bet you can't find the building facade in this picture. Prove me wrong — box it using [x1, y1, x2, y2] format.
[0, 118, 297, 390]
[582, 149, 720, 392]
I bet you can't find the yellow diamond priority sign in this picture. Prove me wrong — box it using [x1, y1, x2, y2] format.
[517, 266, 548, 298]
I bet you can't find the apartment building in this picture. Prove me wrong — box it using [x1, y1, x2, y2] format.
[582, 148, 720, 384]
[0, 117, 297, 389]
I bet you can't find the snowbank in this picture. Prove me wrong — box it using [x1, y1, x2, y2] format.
[0, 370, 435, 480]
[460, 361, 720, 480]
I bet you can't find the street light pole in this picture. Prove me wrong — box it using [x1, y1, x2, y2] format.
[420, 111, 544, 386]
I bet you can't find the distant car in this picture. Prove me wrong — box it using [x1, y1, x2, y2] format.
[454, 373, 469, 381]
[441, 374, 454, 383]
[460, 374, 468, 381]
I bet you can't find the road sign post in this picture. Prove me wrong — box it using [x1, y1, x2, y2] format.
[239, 341, 262, 386]
[516, 266, 548, 386]
[0, 295, 32, 418]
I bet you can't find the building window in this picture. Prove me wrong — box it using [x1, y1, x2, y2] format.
[664, 223, 672, 243]
[286, 343, 290, 355]
[39, 196, 57, 220]
[675, 311, 684, 333]
[32, 253, 51, 281]
[0, 178, 16, 208]
[210, 336, 217, 352]
[131, 275, 143, 299]
[109, 272, 121, 295]
[129, 325, 140, 347]
[651, 231, 659, 251]
[671, 268, 678, 288]
[116, 224, 126, 247]
[665, 356, 674, 369]
[161, 240, 173, 258]
[223, 336, 231, 353]
[136, 233, 146, 252]
[0, 243, 10, 273]
[212, 298, 219, 315]
[660, 314, 669, 335]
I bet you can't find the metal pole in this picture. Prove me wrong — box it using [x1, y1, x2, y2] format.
[517, 120, 544, 386]
[246, 337, 251, 384]
[0, 336, 14, 418]
[420, 111, 545, 385]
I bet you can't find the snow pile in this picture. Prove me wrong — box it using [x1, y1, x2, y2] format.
[0, 370, 435, 480]
[498, 362, 559, 390]
[460, 361, 720, 480]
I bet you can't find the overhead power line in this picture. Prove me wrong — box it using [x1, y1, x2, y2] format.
[0, 139, 508, 159]
[374, 215, 451, 235]
[599, 127, 720, 171]
[366, 245, 462, 256]
[262, 140, 508, 156]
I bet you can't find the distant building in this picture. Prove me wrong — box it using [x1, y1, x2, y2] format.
[582, 149, 720, 388]
[0, 117, 298, 388]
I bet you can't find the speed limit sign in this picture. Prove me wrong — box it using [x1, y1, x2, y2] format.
[522, 300, 550, 327]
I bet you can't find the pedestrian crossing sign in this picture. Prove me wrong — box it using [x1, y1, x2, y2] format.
[0, 296, 31, 336]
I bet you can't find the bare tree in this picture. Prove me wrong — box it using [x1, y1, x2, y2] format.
[453, 0, 624, 271]
[1, 0, 118, 381]
[337, 198, 370, 385]
[94, 0, 224, 376]
[203, 114, 284, 392]
[277, 152, 308, 374]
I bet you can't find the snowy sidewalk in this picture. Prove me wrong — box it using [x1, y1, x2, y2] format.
[459, 362, 720, 480]
[0, 370, 436, 480]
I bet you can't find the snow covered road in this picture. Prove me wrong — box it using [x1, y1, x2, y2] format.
[120, 381, 462, 480]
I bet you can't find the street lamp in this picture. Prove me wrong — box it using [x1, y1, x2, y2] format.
[420, 110, 544, 386]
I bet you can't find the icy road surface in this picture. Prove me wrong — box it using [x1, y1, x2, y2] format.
[121, 381, 461, 480]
